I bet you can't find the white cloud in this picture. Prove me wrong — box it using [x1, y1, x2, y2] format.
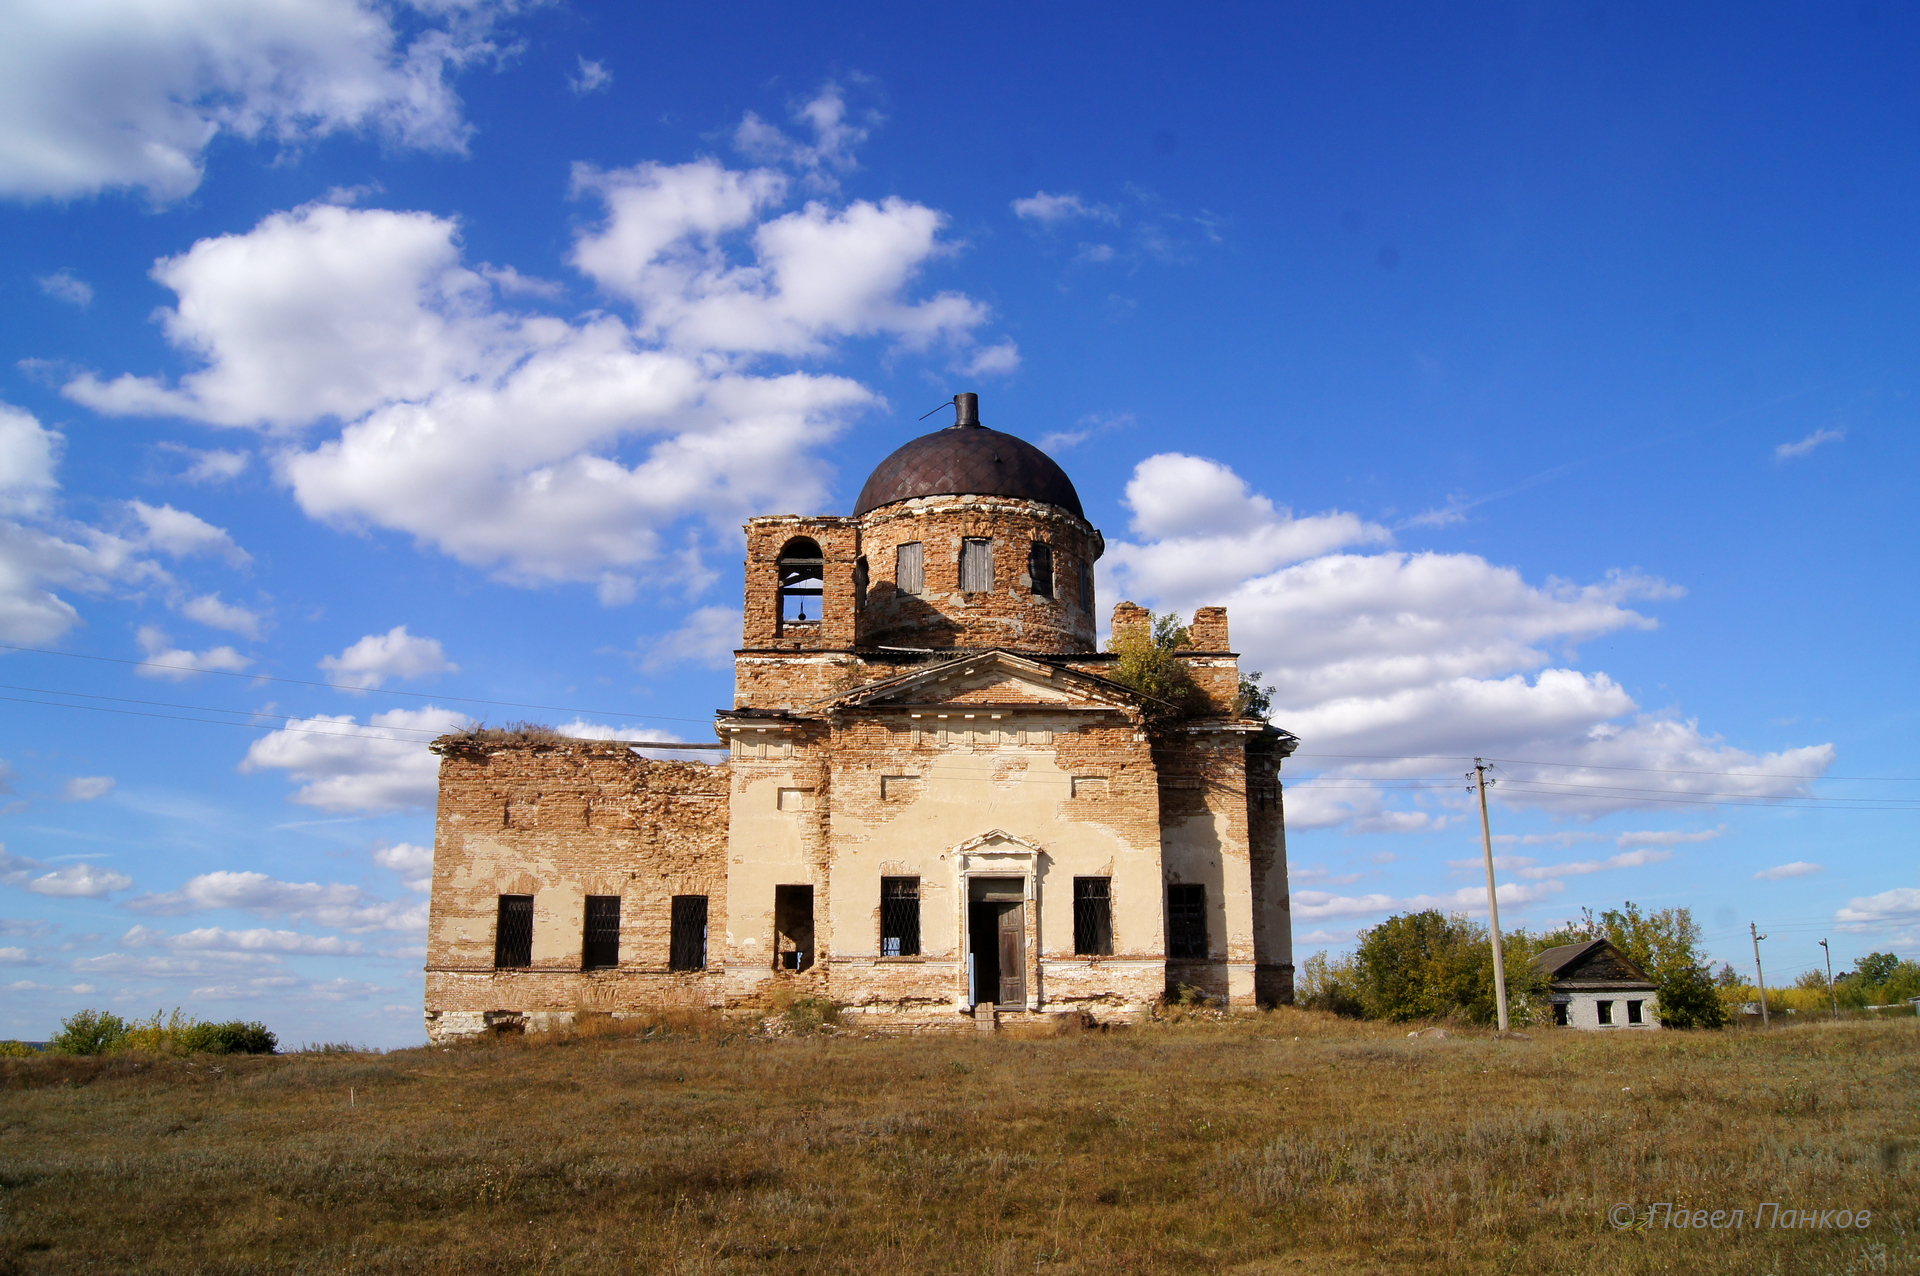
[1755, 861, 1824, 881]
[37, 269, 91, 306]
[159, 443, 250, 484]
[640, 606, 739, 673]
[179, 592, 266, 640]
[319, 625, 456, 689]
[569, 56, 611, 96]
[62, 776, 115, 801]
[121, 923, 363, 955]
[1835, 887, 1920, 931]
[0, 946, 37, 964]
[128, 500, 249, 564]
[957, 341, 1021, 377]
[372, 842, 433, 893]
[1293, 880, 1563, 921]
[552, 719, 720, 763]
[124, 869, 425, 933]
[1514, 848, 1671, 880]
[1616, 826, 1726, 848]
[1011, 192, 1115, 224]
[733, 82, 873, 190]
[134, 625, 251, 680]
[1775, 428, 1844, 461]
[239, 705, 470, 812]
[1110, 454, 1836, 826]
[0, 846, 132, 898]
[0, 0, 507, 202]
[0, 403, 60, 517]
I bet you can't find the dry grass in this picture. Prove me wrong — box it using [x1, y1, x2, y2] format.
[0, 1011, 1913, 1275]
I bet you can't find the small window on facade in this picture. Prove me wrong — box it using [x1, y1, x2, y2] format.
[774, 884, 814, 971]
[1166, 883, 1207, 959]
[1080, 561, 1093, 612]
[1074, 877, 1113, 956]
[776, 536, 824, 628]
[1028, 542, 1054, 598]
[880, 775, 921, 802]
[853, 555, 870, 610]
[669, 895, 708, 971]
[896, 541, 924, 595]
[494, 894, 533, 969]
[1552, 1002, 1569, 1027]
[881, 877, 921, 956]
[1597, 999, 1615, 1025]
[1627, 999, 1644, 1025]
[960, 538, 994, 592]
[582, 895, 621, 970]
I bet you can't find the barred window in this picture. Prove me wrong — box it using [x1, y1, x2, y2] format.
[881, 877, 921, 956]
[494, 894, 533, 968]
[959, 538, 994, 592]
[582, 895, 621, 970]
[1028, 542, 1054, 598]
[1074, 877, 1113, 956]
[1166, 883, 1207, 959]
[669, 895, 708, 971]
[896, 541, 924, 595]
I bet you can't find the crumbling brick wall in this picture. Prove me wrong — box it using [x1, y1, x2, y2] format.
[423, 737, 730, 1040]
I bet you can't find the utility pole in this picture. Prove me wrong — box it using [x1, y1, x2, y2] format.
[1472, 759, 1511, 1033]
[1819, 939, 1839, 1023]
[1751, 923, 1770, 1027]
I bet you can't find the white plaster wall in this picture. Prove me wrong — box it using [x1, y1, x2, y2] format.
[1556, 990, 1660, 1030]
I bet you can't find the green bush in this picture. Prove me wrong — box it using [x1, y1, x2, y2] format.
[1351, 911, 1550, 1026]
[1105, 610, 1212, 715]
[0, 1039, 38, 1057]
[49, 1009, 130, 1055]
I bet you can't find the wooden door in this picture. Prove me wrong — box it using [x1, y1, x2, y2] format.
[997, 902, 1025, 1006]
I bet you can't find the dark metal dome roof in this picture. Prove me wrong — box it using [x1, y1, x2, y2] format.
[852, 412, 1085, 519]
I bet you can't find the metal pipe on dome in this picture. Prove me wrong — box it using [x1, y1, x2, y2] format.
[953, 392, 980, 427]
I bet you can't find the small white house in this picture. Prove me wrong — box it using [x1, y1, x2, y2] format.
[1532, 938, 1660, 1030]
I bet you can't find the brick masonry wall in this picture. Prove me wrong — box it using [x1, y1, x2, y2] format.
[424, 739, 730, 1039]
[1246, 732, 1295, 1006]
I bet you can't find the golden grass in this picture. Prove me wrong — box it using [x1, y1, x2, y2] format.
[0, 1010, 1912, 1275]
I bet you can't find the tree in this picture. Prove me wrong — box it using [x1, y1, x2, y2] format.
[49, 1009, 128, 1055]
[1352, 911, 1549, 1025]
[1849, 952, 1901, 985]
[1105, 610, 1210, 714]
[1715, 962, 1742, 988]
[1596, 902, 1728, 1029]
[1237, 670, 1273, 720]
[1296, 950, 1363, 1016]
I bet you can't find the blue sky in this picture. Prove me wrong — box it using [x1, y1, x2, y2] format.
[1, 2, 1914, 1045]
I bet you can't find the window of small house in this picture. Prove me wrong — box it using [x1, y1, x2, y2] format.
[1627, 999, 1644, 1025]
[1597, 999, 1615, 1025]
[582, 895, 620, 970]
[1029, 541, 1054, 598]
[1166, 883, 1207, 959]
[895, 541, 924, 595]
[669, 895, 708, 971]
[777, 536, 824, 627]
[880, 877, 921, 956]
[1552, 1002, 1569, 1027]
[1074, 877, 1113, 956]
[959, 538, 994, 592]
[494, 894, 533, 968]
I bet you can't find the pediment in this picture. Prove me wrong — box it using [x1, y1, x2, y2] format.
[811, 650, 1152, 714]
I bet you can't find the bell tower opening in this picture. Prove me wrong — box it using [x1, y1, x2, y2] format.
[776, 537, 824, 635]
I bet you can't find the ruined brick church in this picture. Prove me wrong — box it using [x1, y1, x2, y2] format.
[424, 395, 1298, 1039]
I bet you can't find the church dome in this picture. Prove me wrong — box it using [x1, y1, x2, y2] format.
[852, 394, 1085, 519]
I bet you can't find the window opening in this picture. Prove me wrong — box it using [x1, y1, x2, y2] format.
[1552, 1002, 1569, 1027]
[1597, 999, 1615, 1025]
[776, 536, 824, 630]
[881, 877, 921, 956]
[1166, 883, 1207, 959]
[854, 555, 869, 610]
[895, 541, 924, 595]
[1627, 999, 1644, 1025]
[960, 538, 994, 593]
[670, 895, 708, 971]
[774, 884, 814, 971]
[582, 895, 621, 970]
[494, 895, 533, 968]
[1080, 560, 1093, 612]
[1074, 877, 1113, 956]
[1029, 542, 1054, 598]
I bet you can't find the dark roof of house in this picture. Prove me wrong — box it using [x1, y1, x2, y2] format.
[1531, 938, 1657, 988]
[852, 422, 1085, 519]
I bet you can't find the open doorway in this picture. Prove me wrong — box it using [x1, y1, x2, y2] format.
[967, 877, 1025, 1008]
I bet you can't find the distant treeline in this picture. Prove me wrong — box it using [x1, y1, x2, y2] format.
[0, 1009, 277, 1057]
[1297, 903, 1728, 1029]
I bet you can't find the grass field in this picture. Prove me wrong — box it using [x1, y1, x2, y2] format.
[1, 1009, 1913, 1275]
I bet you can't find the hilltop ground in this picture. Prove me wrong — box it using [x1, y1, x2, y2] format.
[0, 1009, 1912, 1275]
